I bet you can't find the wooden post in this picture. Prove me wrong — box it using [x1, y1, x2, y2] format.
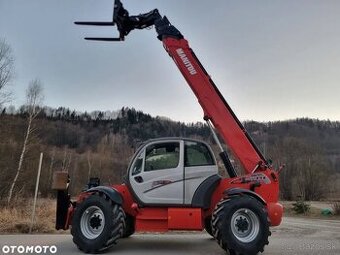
[29, 152, 43, 234]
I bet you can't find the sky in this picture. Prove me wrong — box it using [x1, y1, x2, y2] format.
[1, 0, 340, 123]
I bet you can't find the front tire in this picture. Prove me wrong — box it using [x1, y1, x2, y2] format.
[211, 195, 270, 255]
[71, 193, 125, 253]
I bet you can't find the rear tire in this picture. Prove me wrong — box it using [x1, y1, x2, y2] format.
[121, 214, 135, 238]
[71, 193, 125, 253]
[211, 195, 270, 255]
[204, 216, 214, 237]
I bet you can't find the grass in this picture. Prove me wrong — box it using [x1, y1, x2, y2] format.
[0, 198, 66, 234]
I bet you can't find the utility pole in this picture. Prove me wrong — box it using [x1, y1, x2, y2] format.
[29, 152, 43, 234]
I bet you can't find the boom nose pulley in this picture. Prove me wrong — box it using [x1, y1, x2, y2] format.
[75, 0, 161, 42]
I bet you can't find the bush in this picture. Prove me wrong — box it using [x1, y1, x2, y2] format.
[292, 200, 310, 214]
[332, 202, 340, 215]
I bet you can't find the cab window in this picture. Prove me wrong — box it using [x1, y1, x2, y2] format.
[185, 141, 214, 167]
[131, 150, 144, 176]
[145, 142, 180, 171]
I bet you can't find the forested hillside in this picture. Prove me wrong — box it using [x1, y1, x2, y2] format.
[0, 106, 339, 201]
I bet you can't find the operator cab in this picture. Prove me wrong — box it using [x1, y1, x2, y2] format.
[128, 138, 220, 206]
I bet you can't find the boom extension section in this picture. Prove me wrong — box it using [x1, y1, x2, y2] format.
[75, 0, 268, 175]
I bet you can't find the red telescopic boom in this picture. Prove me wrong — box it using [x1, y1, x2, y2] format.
[75, 0, 268, 175]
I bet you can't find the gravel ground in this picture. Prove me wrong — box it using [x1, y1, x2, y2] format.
[0, 216, 339, 255]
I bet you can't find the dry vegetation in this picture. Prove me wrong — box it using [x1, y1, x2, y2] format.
[0, 198, 65, 234]
[282, 200, 340, 219]
[332, 202, 340, 216]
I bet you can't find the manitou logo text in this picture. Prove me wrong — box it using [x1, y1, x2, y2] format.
[176, 48, 197, 75]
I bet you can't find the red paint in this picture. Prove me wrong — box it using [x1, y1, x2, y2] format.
[135, 208, 168, 232]
[112, 184, 136, 216]
[134, 208, 203, 232]
[267, 202, 283, 226]
[168, 208, 203, 230]
[64, 205, 74, 230]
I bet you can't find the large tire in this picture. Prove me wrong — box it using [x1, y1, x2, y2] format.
[204, 216, 214, 237]
[121, 214, 135, 238]
[211, 195, 270, 255]
[71, 193, 125, 253]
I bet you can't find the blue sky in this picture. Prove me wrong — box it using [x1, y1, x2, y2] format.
[1, 0, 340, 122]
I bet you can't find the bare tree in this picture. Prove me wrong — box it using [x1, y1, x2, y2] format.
[7, 79, 43, 204]
[296, 155, 330, 201]
[61, 146, 73, 172]
[87, 150, 93, 181]
[48, 147, 56, 185]
[0, 39, 14, 107]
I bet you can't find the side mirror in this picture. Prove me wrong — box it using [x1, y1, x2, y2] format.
[87, 177, 100, 189]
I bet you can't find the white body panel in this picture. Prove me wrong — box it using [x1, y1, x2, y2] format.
[129, 138, 218, 205]
[184, 165, 218, 204]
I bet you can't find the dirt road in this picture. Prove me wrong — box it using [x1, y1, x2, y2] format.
[0, 217, 339, 255]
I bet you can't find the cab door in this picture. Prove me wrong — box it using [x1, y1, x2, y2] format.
[184, 141, 218, 204]
[129, 140, 184, 205]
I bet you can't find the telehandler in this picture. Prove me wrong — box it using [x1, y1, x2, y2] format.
[53, 1, 283, 254]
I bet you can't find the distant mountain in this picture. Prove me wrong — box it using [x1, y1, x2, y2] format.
[0, 106, 339, 200]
